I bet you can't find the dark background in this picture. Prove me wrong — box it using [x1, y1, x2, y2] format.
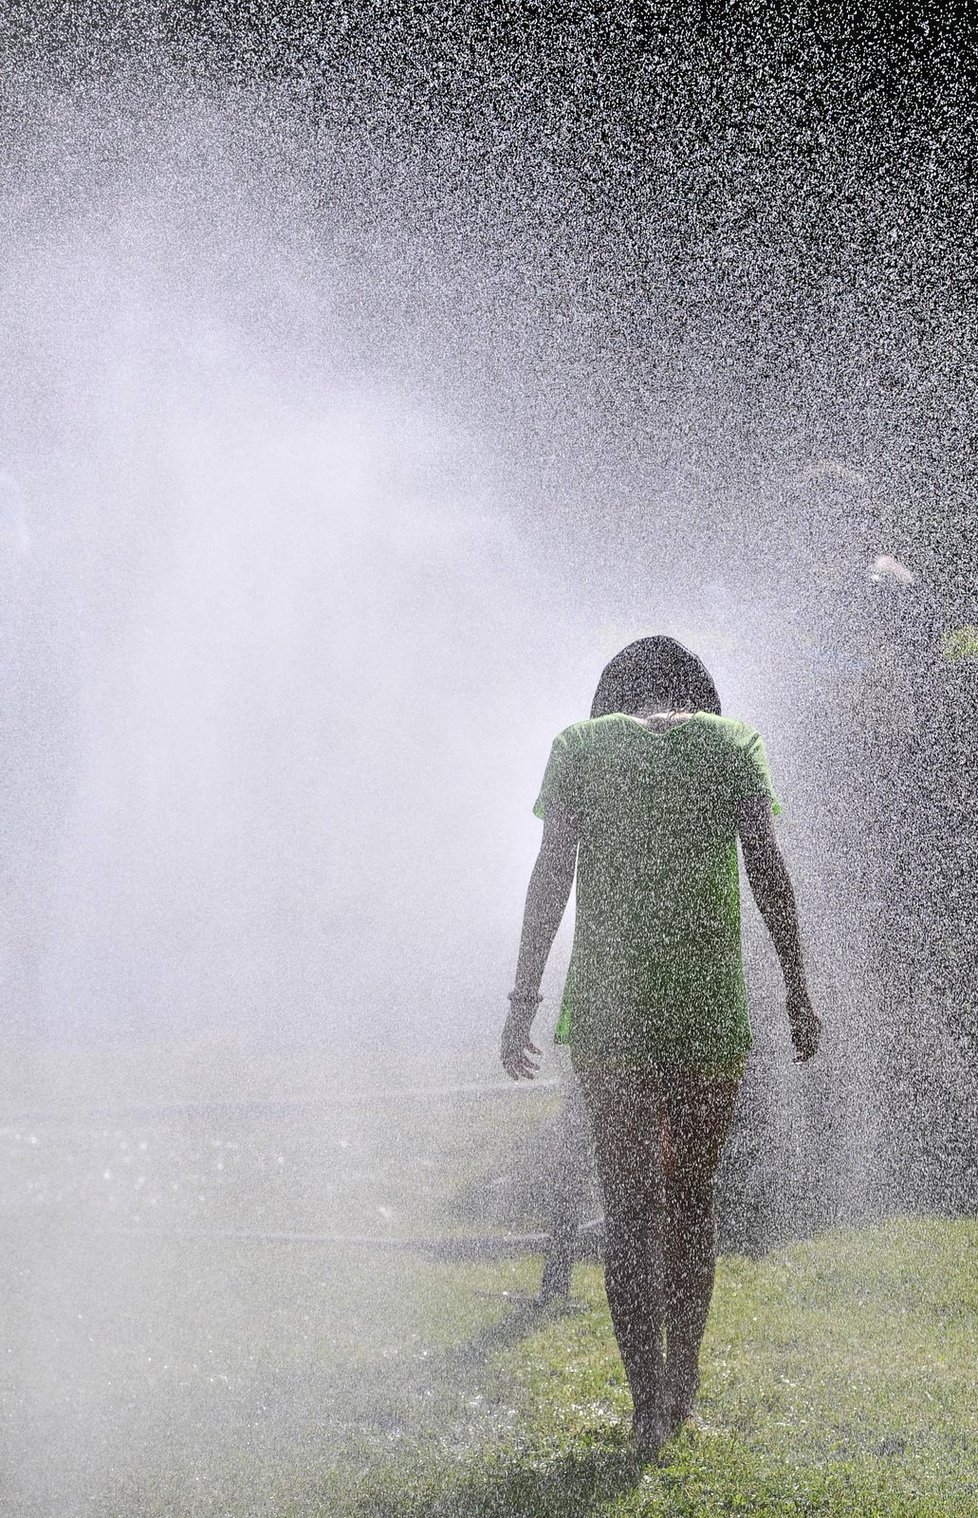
[3, 2, 975, 610]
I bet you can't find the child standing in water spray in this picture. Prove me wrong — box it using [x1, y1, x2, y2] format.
[502, 637, 820, 1458]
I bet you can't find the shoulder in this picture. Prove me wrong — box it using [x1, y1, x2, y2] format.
[551, 715, 632, 750]
[697, 714, 780, 807]
[694, 713, 764, 751]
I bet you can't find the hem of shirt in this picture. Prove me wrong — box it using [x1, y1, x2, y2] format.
[569, 1049, 749, 1081]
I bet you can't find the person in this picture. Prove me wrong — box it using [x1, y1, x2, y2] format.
[501, 636, 820, 1458]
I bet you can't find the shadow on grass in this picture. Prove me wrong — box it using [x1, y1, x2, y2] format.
[344, 1291, 648, 1517]
[355, 1443, 645, 1518]
[447, 1292, 584, 1362]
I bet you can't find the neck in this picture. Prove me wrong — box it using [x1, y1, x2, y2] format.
[630, 707, 693, 729]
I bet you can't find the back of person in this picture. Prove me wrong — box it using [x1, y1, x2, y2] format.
[502, 635, 819, 1458]
[534, 711, 780, 1070]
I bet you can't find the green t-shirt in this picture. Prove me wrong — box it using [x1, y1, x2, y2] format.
[533, 713, 781, 1068]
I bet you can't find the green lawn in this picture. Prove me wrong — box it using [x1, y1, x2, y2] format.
[1, 1046, 976, 1515]
[0, 1043, 559, 1514]
[332, 1220, 978, 1518]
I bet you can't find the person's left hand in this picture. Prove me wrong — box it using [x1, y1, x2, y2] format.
[787, 986, 821, 1063]
[501, 1011, 541, 1080]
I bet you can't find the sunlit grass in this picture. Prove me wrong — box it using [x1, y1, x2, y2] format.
[2, 1046, 976, 1515]
[331, 1220, 978, 1518]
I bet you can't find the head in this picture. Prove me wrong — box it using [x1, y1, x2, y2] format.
[590, 637, 721, 719]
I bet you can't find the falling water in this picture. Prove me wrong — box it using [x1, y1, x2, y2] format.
[1, 9, 975, 1511]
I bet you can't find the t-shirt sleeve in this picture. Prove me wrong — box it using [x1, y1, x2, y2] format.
[532, 731, 580, 819]
[736, 728, 783, 815]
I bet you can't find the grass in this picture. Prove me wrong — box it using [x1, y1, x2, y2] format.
[324, 1219, 978, 1518]
[0, 1042, 560, 1514]
[1, 1044, 976, 1515]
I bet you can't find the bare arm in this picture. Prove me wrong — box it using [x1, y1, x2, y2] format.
[738, 795, 820, 1062]
[501, 805, 579, 1079]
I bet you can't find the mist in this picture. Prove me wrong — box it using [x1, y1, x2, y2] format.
[1, 12, 975, 1514]
[0, 61, 851, 1056]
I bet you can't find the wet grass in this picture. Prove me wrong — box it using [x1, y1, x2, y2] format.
[0, 1045, 560, 1238]
[0, 1042, 555, 1513]
[1, 1046, 976, 1514]
[325, 1219, 978, 1518]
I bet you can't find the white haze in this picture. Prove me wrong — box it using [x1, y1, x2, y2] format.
[0, 50, 949, 1516]
[0, 81, 812, 1058]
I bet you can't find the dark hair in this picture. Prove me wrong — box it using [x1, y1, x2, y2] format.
[590, 637, 721, 719]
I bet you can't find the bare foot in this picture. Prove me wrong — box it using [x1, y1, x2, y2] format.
[632, 1408, 670, 1462]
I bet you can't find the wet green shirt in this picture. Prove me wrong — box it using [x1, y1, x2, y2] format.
[533, 713, 781, 1068]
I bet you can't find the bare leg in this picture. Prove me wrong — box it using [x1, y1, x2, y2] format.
[661, 1073, 740, 1426]
[578, 1068, 668, 1451]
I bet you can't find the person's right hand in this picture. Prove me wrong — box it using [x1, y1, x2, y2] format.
[501, 1010, 541, 1081]
[787, 986, 820, 1063]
